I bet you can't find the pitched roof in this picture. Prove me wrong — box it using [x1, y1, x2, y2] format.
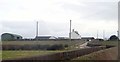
[35, 36, 55, 39]
[74, 31, 80, 35]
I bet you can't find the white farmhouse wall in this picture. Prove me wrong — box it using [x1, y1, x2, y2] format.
[70, 29, 81, 39]
[71, 32, 81, 39]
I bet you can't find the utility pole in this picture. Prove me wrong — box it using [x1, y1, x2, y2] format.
[97, 30, 98, 39]
[69, 20, 72, 41]
[103, 30, 105, 40]
[36, 21, 38, 38]
[117, 30, 119, 40]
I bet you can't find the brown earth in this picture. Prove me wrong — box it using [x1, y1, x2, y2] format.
[73, 47, 118, 60]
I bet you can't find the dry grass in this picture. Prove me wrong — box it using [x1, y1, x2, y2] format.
[2, 50, 65, 60]
[2, 41, 85, 46]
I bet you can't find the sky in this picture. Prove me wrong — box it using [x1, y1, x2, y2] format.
[0, 0, 119, 39]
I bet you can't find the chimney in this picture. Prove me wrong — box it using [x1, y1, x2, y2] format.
[72, 29, 74, 32]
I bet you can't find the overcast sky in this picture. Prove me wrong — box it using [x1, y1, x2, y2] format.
[0, 0, 119, 39]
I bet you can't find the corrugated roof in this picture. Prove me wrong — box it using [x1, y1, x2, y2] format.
[35, 36, 57, 39]
[2, 33, 22, 37]
[35, 36, 51, 39]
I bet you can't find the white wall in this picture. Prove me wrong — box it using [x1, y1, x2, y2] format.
[71, 31, 81, 39]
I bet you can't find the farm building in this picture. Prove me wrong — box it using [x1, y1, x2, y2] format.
[69, 29, 81, 39]
[35, 36, 57, 40]
[58, 37, 69, 39]
[1, 33, 22, 41]
[81, 37, 95, 41]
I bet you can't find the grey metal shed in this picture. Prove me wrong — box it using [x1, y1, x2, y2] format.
[1, 33, 22, 41]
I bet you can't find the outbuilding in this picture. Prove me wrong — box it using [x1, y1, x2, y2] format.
[69, 29, 81, 39]
[35, 36, 57, 40]
[1, 33, 22, 41]
[81, 37, 94, 41]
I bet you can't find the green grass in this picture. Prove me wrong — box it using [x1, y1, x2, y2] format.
[2, 41, 86, 60]
[2, 40, 118, 60]
[1, 41, 118, 60]
[89, 41, 118, 46]
[0, 51, 1, 60]
[100, 41, 118, 46]
[2, 50, 65, 60]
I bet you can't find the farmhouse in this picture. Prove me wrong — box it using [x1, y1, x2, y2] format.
[35, 36, 57, 40]
[70, 29, 81, 39]
[1, 33, 22, 41]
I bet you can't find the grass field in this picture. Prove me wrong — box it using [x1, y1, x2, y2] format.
[2, 41, 86, 60]
[88, 41, 118, 46]
[2, 40, 118, 60]
[0, 51, 1, 60]
[2, 41, 86, 50]
[100, 41, 118, 46]
[2, 50, 65, 60]
[2, 41, 85, 46]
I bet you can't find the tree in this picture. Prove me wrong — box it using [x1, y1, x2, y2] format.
[109, 35, 119, 41]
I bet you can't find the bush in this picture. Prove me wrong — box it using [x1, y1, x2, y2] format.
[47, 44, 64, 50]
[64, 44, 68, 47]
[2, 44, 66, 50]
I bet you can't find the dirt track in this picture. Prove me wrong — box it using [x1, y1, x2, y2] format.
[81, 47, 118, 60]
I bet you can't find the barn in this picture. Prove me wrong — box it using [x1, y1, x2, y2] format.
[1, 33, 22, 41]
[81, 37, 95, 41]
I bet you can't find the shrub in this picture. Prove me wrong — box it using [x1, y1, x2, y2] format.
[2, 44, 66, 50]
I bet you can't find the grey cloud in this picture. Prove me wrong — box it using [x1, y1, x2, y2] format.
[2, 21, 50, 38]
[2, 21, 36, 38]
[0, 0, 118, 38]
[61, 2, 117, 21]
[1, 21, 70, 38]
